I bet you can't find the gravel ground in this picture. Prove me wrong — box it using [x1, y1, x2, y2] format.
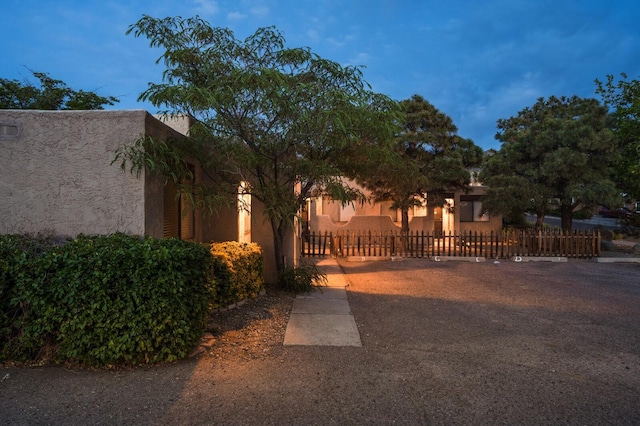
[1, 259, 639, 425]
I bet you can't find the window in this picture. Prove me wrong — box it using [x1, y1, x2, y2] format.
[237, 182, 251, 243]
[460, 196, 489, 222]
[0, 122, 21, 140]
[163, 165, 196, 239]
[413, 195, 428, 217]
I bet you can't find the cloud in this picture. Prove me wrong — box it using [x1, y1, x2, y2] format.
[307, 29, 320, 43]
[326, 37, 346, 48]
[193, 0, 219, 16]
[250, 6, 269, 17]
[227, 11, 247, 21]
[347, 52, 371, 67]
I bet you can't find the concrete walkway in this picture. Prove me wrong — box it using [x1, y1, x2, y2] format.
[283, 258, 362, 346]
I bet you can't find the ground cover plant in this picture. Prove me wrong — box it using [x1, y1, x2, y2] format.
[278, 262, 327, 293]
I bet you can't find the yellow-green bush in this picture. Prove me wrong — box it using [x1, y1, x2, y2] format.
[210, 241, 264, 308]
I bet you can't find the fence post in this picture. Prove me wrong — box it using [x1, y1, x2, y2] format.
[491, 231, 495, 258]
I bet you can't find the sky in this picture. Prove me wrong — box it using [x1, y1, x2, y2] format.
[2, 0, 639, 151]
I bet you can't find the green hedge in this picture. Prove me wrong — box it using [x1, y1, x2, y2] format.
[0, 234, 56, 357]
[1, 233, 217, 366]
[209, 241, 264, 308]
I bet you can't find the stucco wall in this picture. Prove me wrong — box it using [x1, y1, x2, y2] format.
[308, 182, 503, 235]
[311, 215, 401, 233]
[203, 203, 240, 243]
[0, 110, 170, 238]
[454, 187, 503, 234]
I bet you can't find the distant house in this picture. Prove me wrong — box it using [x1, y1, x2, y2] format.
[0, 110, 292, 283]
[307, 174, 502, 235]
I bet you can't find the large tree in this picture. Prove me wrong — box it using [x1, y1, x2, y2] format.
[360, 94, 483, 234]
[596, 73, 640, 201]
[480, 95, 618, 231]
[122, 16, 398, 275]
[0, 70, 118, 110]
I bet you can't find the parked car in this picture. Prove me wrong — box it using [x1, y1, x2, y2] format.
[599, 206, 634, 218]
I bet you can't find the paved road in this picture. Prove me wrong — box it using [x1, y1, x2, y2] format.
[1, 260, 639, 425]
[526, 214, 620, 231]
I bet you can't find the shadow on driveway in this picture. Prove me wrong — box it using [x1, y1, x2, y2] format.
[1, 260, 638, 424]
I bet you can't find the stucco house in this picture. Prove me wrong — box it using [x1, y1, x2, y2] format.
[307, 175, 502, 235]
[0, 109, 294, 283]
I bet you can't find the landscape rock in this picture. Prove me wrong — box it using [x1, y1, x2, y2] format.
[601, 240, 616, 251]
[599, 229, 613, 241]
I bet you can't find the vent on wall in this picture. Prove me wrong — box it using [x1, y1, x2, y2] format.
[0, 123, 20, 139]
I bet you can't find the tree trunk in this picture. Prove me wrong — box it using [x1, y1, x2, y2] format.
[270, 218, 286, 278]
[560, 204, 573, 232]
[401, 208, 410, 253]
[401, 208, 410, 235]
[535, 208, 545, 230]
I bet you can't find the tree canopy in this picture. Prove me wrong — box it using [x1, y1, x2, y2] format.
[0, 70, 119, 110]
[121, 16, 399, 275]
[596, 73, 640, 201]
[359, 94, 482, 233]
[480, 95, 618, 231]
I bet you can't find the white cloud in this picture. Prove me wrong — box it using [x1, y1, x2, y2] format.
[326, 37, 346, 48]
[250, 6, 269, 17]
[193, 0, 219, 16]
[227, 12, 247, 21]
[347, 52, 370, 67]
[307, 29, 320, 43]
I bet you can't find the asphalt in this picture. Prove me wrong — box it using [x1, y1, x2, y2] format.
[283, 246, 640, 348]
[1, 257, 639, 425]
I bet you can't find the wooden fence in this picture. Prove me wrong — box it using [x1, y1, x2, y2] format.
[300, 229, 601, 259]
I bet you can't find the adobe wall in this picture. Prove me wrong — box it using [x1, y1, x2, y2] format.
[408, 216, 433, 233]
[311, 215, 401, 234]
[454, 188, 503, 234]
[0, 110, 164, 238]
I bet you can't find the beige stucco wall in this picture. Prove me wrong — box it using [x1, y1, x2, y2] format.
[308, 180, 502, 235]
[454, 187, 503, 234]
[0, 110, 175, 238]
[154, 114, 193, 137]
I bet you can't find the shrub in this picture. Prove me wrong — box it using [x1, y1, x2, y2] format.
[278, 262, 327, 293]
[3, 233, 216, 366]
[619, 214, 640, 237]
[209, 242, 264, 307]
[0, 233, 57, 360]
[572, 208, 593, 220]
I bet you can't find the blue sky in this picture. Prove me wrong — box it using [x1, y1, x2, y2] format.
[2, 0, 639, 150]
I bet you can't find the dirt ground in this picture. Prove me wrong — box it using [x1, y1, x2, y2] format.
[1, 259, 639, 425]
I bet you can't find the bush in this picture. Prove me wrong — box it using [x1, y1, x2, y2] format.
[572, 208, 593, 220]
[620, 214, 640, 236]
[2, 233, 216, 366]
[209, 242, 264, 307]
[278, 262, 327, 293]
[0, 233, 57, 359]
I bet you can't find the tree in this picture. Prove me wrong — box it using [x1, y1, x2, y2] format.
[359, 94, 483, 234]
[595, 73, 640, 201]
[122, 16, 398, 276]
[480, 95, 618, 231]
[0, 70, 119, 110]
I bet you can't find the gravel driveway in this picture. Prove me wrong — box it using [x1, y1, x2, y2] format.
[1, 259, 639, 425]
